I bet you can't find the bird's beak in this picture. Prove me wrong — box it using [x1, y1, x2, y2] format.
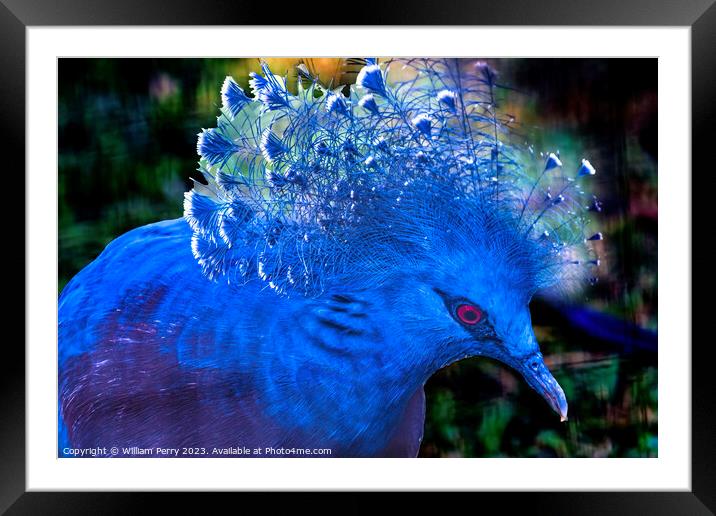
[514, 352, 568, 422]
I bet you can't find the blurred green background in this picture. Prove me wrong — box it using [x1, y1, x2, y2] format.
[58, 58, 657, 458]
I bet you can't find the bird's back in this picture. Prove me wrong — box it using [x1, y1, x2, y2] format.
[59, 218, 284, 455]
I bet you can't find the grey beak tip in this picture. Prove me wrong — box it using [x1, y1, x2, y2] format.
[520, 352, 569, 422]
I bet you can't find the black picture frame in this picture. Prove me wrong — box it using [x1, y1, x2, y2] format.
[3, 1, 712, 513]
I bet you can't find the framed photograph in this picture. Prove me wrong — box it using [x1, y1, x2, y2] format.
[5, 0, 712, 512]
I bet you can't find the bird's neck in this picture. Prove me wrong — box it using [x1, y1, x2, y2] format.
[249, 293, 428, 456]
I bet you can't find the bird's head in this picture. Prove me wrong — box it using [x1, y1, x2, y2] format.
[371, 201, 569, 422]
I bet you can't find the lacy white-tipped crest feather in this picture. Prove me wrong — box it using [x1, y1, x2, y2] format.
[188, 58, 601, 298]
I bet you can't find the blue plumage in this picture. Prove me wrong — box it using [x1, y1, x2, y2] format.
[58, 59, 599, 457]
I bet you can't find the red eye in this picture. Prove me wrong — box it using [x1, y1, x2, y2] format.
[456, 304, 482, 325]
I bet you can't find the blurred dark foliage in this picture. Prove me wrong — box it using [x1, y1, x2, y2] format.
[58, 58, 657, 458]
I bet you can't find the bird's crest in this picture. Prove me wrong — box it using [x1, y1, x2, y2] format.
[186, 58, 601, 298]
